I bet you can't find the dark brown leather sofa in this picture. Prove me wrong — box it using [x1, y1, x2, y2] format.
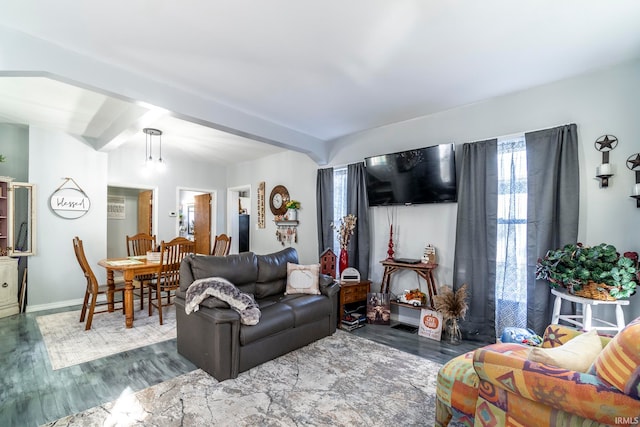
[175, 247, 340, 381]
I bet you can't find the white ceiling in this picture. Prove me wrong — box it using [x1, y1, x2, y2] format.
[1, 1, 640, 165]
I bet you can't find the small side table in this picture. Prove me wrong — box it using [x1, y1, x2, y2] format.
[550, 288, 629, 333]
[338, 280, 371, 327]
[380, 260, 438, 308]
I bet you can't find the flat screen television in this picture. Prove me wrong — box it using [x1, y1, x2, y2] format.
[364, 143, 457, 206]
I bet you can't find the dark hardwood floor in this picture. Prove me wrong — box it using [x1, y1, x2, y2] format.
[351, 322, 485, 365]
[0, 306, 485, 427]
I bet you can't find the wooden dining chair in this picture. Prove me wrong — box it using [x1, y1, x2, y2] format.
[73, 236, 125, 330]
[211, 233, 232, 256]
[126, 233, 157, 310]
[126, 233, 157, 257]
[149, 237, 195, 325]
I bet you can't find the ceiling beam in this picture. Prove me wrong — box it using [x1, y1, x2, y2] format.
[0, 25, 329, 164]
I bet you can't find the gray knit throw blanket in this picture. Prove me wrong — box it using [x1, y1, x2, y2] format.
[184, 277, 261, 325]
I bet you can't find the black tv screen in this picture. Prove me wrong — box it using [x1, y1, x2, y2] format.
[364, 143, 457, 206]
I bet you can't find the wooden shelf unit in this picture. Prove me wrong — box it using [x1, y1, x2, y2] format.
[338, 280, 371, 327]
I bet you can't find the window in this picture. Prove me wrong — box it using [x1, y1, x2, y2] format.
[495, 135, 527, 335]
[333, 167, 347, 256]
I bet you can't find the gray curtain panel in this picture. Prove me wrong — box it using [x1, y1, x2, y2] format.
[316, 167, 334, 257]
[525, 124, 579, 334]
[454, 124, 579, 341]
[347, 162, 371, 280]
[453, 139, 499, 342]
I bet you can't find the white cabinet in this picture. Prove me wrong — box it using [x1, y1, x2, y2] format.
[0, 176, 36, 256]
[0, 176, 35, 318]
[0, 257, 18, 317]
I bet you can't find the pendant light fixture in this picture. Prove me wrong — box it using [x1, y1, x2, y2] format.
[143, 128, 166, 173]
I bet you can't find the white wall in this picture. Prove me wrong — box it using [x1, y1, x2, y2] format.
[107, 144, 228, 245]
[106, 187, 141, 258]
[24, 59, 640, 325]
[28, 127, 109, 309]
[326, 59, 640, 322]
[227, 151, 319, 264]
[0, 124, 29, 181]
[26, 128, 230, 310]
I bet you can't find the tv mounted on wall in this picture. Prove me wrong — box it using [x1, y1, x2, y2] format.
[364, 143, 457, 206]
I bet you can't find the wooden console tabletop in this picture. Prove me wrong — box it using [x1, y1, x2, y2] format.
[380, 260, 438, 308]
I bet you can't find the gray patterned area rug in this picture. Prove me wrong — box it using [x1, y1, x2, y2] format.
[36, 305, 176, 370]
[44, 330, 441, 426]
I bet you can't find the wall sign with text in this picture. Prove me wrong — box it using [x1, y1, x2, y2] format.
[49, 177, 91, 219]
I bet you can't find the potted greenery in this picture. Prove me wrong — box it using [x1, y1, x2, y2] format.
[536, 243, 638, 300]
[285, 200, 300, 221]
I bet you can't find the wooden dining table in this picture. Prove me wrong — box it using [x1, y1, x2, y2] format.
[98, 257, 160, 328]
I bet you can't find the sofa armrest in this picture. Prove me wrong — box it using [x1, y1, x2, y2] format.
[178, 294, 241, 326]
[319, 274, 340, 298]
[176, 298, 242, 381]
[473, 346, 640, 423]
[202, 306, 242, 323]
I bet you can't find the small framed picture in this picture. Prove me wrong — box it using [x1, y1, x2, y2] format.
[366, 293, 390, 325]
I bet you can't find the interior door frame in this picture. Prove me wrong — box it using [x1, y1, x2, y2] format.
[107, 182, 158, 257]
[227, 184, 251, 255]
[176, 186, 217, 249]
[107, 182, 158, 234]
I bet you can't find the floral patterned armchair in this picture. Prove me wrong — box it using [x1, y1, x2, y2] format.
[436, 319, 640, 426]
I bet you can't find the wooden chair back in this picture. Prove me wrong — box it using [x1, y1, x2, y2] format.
[149, 237, 194, 325]
[126, 232, 157, 311]
[211, 233, 232, 256]
[73, 236, 124, 330]
[158, 237, 195, 288]
[72, 236, 99, 296]
[126, 233, 157, 256]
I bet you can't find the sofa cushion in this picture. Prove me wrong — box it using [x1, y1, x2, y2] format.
[255, 294, 282, 310]
[182, 252, 258, 293]
[528, 329, 602, 373]
[239, 302, 294, 345]
[255, 247, 298, 299]
[592, 317, 640, 398]
[281, 294, 331, 326]
[541, 324, 611, 349]
[285, 263, 320, 295]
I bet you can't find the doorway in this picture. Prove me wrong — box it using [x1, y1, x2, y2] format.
[107, 185, 156, 258]
[178, 188, 216, 255]
[227, 185, 251, 254]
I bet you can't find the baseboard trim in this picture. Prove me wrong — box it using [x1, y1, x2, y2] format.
[26, 293, 127, 313]
[26, 298, 84, 313]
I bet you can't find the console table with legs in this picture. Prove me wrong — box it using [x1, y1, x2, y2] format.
[380, 260, 438, 308]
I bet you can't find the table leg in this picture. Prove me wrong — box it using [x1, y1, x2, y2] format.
[615, 304, 626, 332]
[583, 303, 592, 331]
[123, 273, 135, 328]
[106, 269, 115, 312]
[381, 267, 391, 293]
[551, 294, 562, 324]
[425, 271, 438, 309]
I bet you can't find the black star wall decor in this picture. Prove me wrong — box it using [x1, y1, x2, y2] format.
[594, 134, 617, 188]
[594, 134, 618, 152]
[627, 153, 640, 208]
[626, 153, 640, 171]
